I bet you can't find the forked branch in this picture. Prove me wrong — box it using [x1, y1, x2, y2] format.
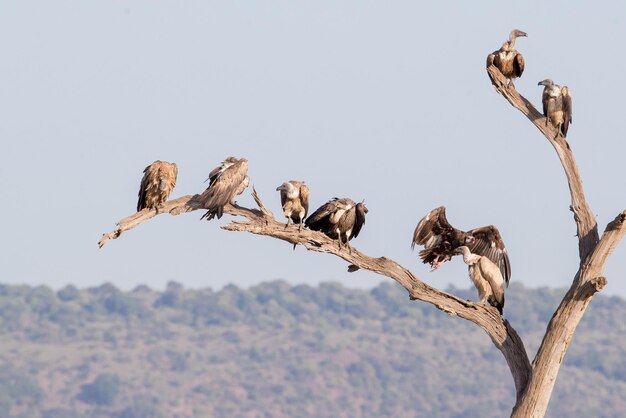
[488, 65, 626, 417]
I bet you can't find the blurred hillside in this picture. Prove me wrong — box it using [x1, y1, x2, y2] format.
[0, 280, 624, 418]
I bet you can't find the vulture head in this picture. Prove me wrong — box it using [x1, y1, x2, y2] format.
[538, 79, 555, 88]
[509, 29, 527, 44]
[276, 181, 297, 198]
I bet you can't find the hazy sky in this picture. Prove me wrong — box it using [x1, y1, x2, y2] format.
[1, 1, 624, 296]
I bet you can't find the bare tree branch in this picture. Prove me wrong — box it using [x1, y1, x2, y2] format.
[98, 186, 532, 396]
[488, 65, 626, 417]
[487, 66, 599, 262]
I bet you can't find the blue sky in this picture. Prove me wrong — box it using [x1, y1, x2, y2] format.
[1, 1, 624, 296]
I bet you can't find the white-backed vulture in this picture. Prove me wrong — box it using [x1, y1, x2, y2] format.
[276, 181, 310, 231]
[305, 198, 367, 252]
[411, 206, 511, 285]
[199, 157, 249, 221]
[538, 79, 572, 137]
[136, 160, 178, 212]
[453, 246, 505, 314]
[487, 29, 527, 87]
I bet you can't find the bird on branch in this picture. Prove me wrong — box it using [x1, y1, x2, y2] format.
[412, 206, 511, 286]
[487, 29, 527, 88]
[538, 79, 572, 138]
[199, 157, 249, 221]
[305, 198, 368, 253]
[453, 246, 505, 314]
[276, 180, 309, 231]
[136, 160, 178, 213]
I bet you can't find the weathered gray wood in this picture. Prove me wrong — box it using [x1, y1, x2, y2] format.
[488, 65, 626, 417]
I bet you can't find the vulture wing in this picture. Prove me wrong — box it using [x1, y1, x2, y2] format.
[412, 206, 454, 249]
[412, 206, 470, 269]
[298, 182, 310, 218]
[467, 225, 511, 286]
[561, 86, 572, 136]
[137, 161, 177, 212]
[305, 199, 340, 232]
[199, 159, 249, 216]
[351, 202, 368, 240]
[541, 87, 550, 117]
[513, 52, 524, 78]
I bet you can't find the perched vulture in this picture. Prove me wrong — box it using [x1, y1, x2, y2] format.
[538, 79, 572, 137]
[411, 206, 511, 285]
[136, 160, 178, 212]
[305, 198, 368, 252]
[276, 181, 310, 231]
[487, 29, 527, 87]
[198, 157, 249, 221]
[453, 246, 505, 314]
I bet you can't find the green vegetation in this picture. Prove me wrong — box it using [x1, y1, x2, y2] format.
[0, 280, 624, 417]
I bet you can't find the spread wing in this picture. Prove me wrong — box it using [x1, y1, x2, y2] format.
[412, 206, 469, 268]
[513, 52, 524, 78]
[412, 206, 455, 249]
[467, 225, 511, 286]
[561, 86, 572, 136]
[200, 159, 249, 210]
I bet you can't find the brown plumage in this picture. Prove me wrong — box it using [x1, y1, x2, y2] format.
[276, 181, 310, 231]
[305, 198, 368, 252]
[487, 29, 527, 87]
[199, 157, 249, 221]
[412, 206, 511, 285]
[454, 246, 505, 314]
[136, 160, 178, 212]
[538, 79, 572, 137]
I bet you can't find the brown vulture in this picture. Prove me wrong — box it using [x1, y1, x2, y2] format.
[487, 29, 527, 87]
[538, 79, 572, 137]
[276, 180, 310, 231]
[136, 160, 178, 212]
[199, 157, 249, 221]
[411, 206, 511, 286]
[453, 246, 505, 314]
[305, 198, 367, 252]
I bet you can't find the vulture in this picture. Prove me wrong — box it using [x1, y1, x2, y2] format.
[453, 246, 505, 314]
[276, 181, 310, 231]
[411, 206, 511, 286]
[136, 160, 178, 212]
[487, 29, 527, 87]
[538, 79, 572, 137]
[198, 157, 249, 221]
[305, 198, 368, 252]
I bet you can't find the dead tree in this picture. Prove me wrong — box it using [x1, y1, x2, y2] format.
[99, 66, 625, 417]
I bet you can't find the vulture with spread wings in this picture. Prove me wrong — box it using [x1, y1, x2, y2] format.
[305, 198, 367, 252]
[136, 160, 178, 212]
[412, 206, 511, 286]
[199, 157, 249, 221]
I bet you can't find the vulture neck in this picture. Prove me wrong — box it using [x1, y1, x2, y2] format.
[457, 246, 480, 265]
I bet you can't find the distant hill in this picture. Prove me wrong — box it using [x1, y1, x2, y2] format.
[0, 280, 625, 418]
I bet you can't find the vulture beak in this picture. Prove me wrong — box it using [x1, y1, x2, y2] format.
[276, 185, 284, 191]
[516, 30, 527, 38]
[537, 79, 552, 87]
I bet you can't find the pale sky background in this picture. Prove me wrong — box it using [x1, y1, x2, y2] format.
[1, 1, 624, 296]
